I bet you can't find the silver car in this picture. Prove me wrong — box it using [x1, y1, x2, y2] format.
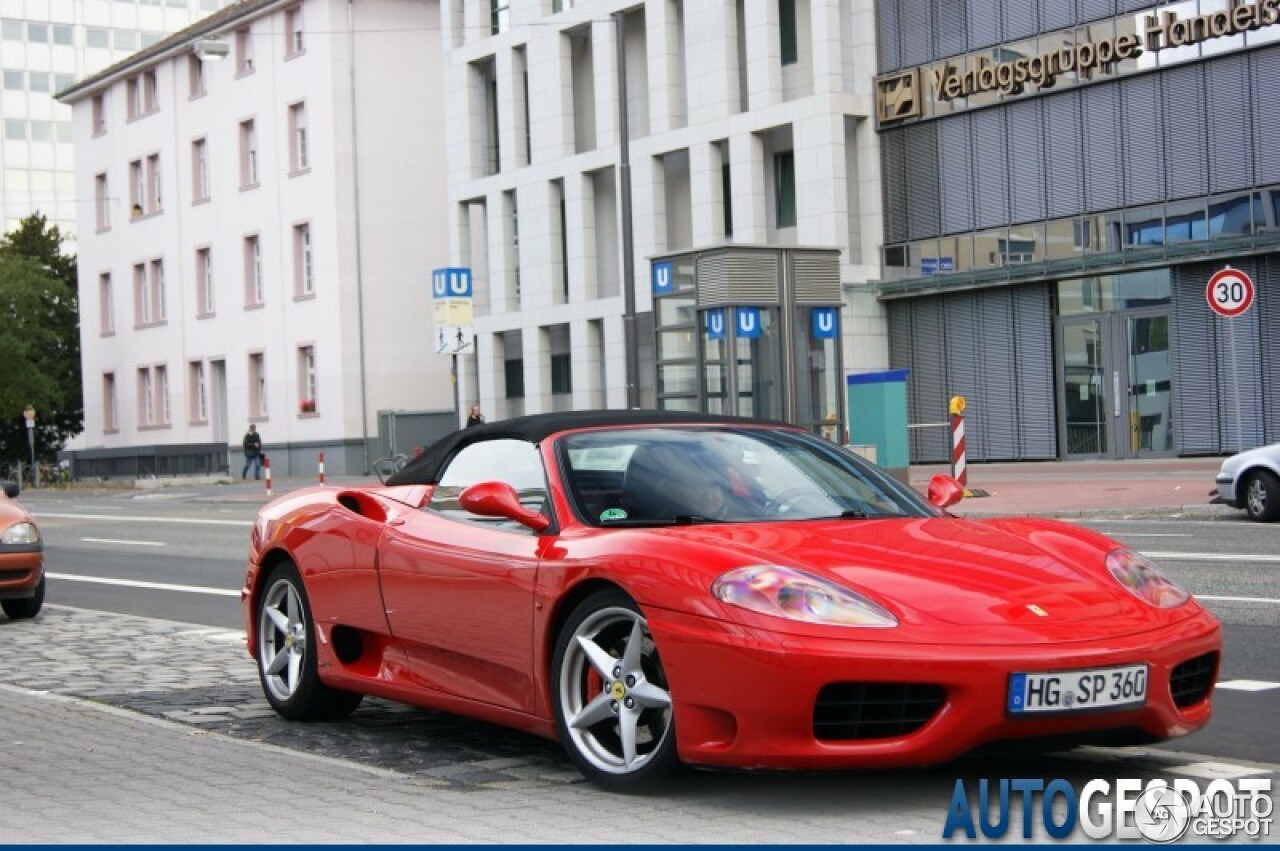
[1212, 443, 1280, 522]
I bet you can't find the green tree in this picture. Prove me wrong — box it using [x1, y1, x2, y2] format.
[0, 213, 82, 467]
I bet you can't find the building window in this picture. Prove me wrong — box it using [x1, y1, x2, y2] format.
[285, 6, 304, 55]
[95, 173, 110, 230]
[196, 247, 215, 315]
[138, 367, 154, 425]
[551, 353, 572, 394]
[99, 273, 114, 335]
[103, 373, 118, 432]
[244, 235, 263, 306]
[150, 259, 166, 321]
[491, 0, 509, 35]
[189, 360, 208, 422]
[504, 358, 524, 398]
[721, 158, 733, 237]
[236, 27, 254, 75]
[126, 70, 157, 118]
[778, 0, 798, 66]
[294, 223, 313, 295]
[774, 150, 796, 228]
[155, 364, 170, 425]
[126, 77, 139, 119]
[240, 119, 258, 187]
[249, 352, 267, 417]
[92, 94, 106, 135]
[146, 153, 162, 212]
[192, 138, 209, 201]
[188, 55, 205, 97]
[297, 345, 316, 413]
[129, 160, 144, 216]
[288, 102, 308, 172]
[134, 263, 151, 325]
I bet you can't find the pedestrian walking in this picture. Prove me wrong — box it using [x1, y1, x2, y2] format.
[466, 403, 485, 428]
[242, 424, 263, 479]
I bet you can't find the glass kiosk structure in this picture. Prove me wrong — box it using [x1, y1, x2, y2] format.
[649, 246, 845, 437]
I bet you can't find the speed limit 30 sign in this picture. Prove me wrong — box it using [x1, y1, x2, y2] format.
[1206, 267, 1255, 317]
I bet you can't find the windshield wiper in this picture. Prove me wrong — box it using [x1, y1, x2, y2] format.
[840, 508, 868, 518]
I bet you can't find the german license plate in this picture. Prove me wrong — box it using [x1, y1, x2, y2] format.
[1008, 664, 1148, 714]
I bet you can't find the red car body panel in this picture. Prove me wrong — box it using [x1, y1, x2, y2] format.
[243, 425, 1222, 769]
[0, 494, 44, 601]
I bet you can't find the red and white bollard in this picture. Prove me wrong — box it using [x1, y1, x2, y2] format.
[949, 396, 967, 491]
[318, 451, 326, 484]
[264, 455, 273, 498]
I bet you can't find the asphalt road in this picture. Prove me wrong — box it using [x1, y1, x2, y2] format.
[15, 484, 1280, 779]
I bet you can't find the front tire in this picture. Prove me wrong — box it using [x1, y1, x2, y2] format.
[552, 589, 679, 792]
[2, 575, 44, 620]
[1243, 470, 1280, 522]
[256, 561, 363, 720]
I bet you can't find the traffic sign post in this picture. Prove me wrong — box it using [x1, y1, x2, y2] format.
[22, 405, 37, 489]
[1207, 266, 1255, 452]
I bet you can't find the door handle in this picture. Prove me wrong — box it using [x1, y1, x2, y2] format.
[1113, 371, 1121, 419]
[388, 517, 405, 527]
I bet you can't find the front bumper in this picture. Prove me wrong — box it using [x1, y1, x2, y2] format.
[1210, 476, 1237, 506]
[650, 606, 1221, 770]
[0, 549, 44, 600]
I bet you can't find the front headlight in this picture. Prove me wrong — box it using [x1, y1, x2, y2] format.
[711, 565, 898, 628]
[1106, 549, 1189, 608]
[1, 522, 40, 546]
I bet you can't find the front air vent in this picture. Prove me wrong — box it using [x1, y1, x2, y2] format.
[1170, 651, 1218, 708]
[814, 682, 946, 741]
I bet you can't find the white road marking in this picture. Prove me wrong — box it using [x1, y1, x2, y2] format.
[1142, 551, 1280, 564]
[80, 537, 165, 547]
[33, 512, 252, 527]
[46, 572, 239, 597]
[1216, 680, 1280, 692]
[1197, 595, 1280, 604]
[1169, 761, 1273, 780]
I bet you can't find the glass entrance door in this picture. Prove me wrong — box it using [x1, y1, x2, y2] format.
[1058, 311, 1174, 458]
[1061, 318, 1109, 456]
[1123, 312, 1174, 455]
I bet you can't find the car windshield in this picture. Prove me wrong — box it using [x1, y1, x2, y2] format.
[559, 427, 937, 527]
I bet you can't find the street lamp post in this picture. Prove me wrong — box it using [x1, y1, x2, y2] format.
[22, 405, 37, 489]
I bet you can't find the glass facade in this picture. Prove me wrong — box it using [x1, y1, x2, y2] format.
[651, 248, 843, 436]
[878, 0, 1280, 459]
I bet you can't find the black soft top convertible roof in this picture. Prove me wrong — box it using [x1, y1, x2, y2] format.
[385, 409, 792, 485]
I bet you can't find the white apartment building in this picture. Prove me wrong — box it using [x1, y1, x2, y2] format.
[1, 0, 231, 236]
[59, 0, 453, 477]
[442, 0, 883, 427]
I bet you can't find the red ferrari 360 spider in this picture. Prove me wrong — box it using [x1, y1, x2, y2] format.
[242, 411, 1221, 791]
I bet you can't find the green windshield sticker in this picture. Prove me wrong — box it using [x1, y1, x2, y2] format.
[600, 508, 628, 521]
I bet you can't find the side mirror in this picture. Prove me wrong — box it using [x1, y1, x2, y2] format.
[927, 474, 964, 510]
[459, 481, 551, 532]
[2, 481, 18, 499]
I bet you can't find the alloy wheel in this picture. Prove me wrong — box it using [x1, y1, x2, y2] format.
[558, 605, 673, 777]
[1247, 477, 1267, 519]
[259, 576, 308, 703]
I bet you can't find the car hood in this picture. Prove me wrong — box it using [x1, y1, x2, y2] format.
[644, 516, 1151, 628]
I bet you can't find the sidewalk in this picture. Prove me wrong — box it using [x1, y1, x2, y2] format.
[29, 455, 1237, 519]
[910, 456, 1234, 518]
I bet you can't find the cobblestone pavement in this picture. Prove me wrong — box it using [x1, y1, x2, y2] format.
[0, 605, 578, 789]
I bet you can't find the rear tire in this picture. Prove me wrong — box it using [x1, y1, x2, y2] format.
[256, 561, 363, 720]
[2, 575, 44, 620]
[1243, 470, 1280, 522]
